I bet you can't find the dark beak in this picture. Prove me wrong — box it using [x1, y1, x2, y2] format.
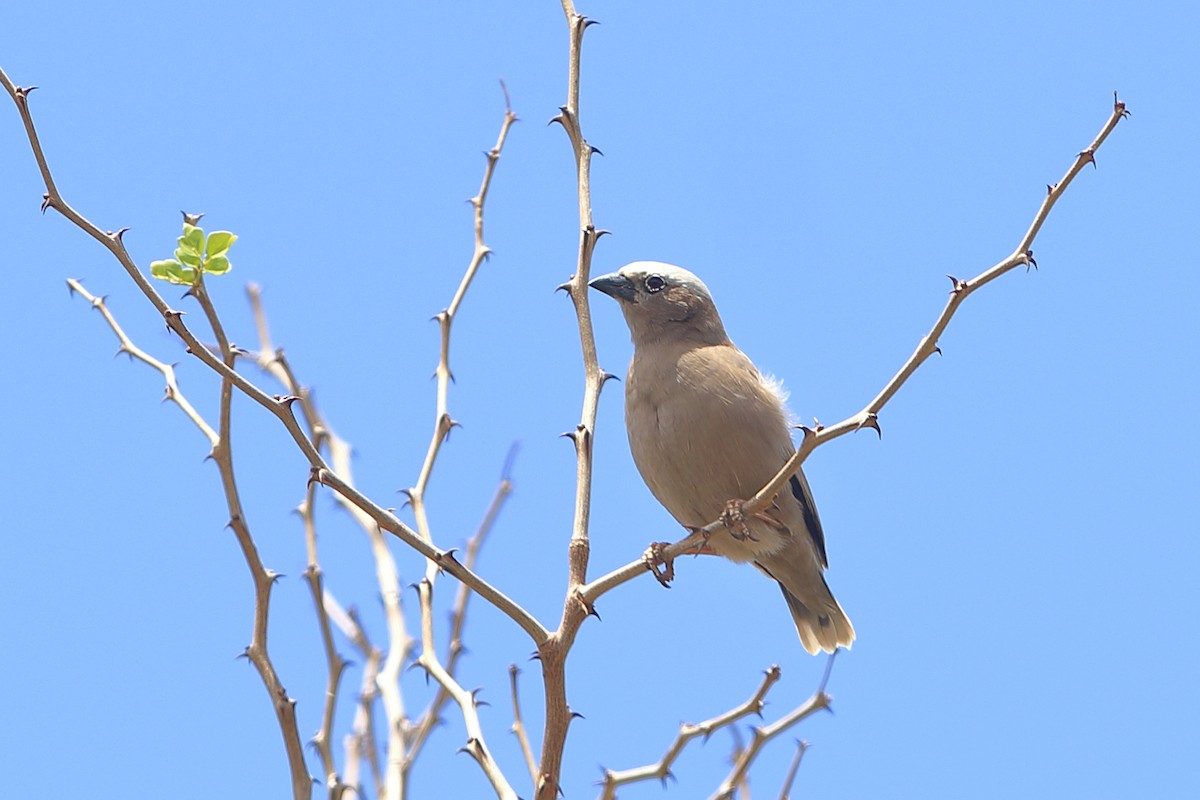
[589, 272, 636, 302]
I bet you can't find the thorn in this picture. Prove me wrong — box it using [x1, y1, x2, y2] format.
[1046, 184, 1054, 195]
[589, 144, 604, 156]
[600, 371, 620, 385]
[594, 228, 612, 239]
[529, 651, 541, 662]
[1078, 147, 1097, 169]
[582, 17, 601, 28]
[660, 770, 676, 788]
[40, 193, 51, 213]
[561, 429, 579, 443]
[945, 273, 968, 294]
[933, 345, 942, 356]
[113, 227, 131, 243]
[554, 280, 572, 294]
[181, 211, 205, 225]
[857, 413, 882, 439]
[570, 710, 586, 720]
[1025, 249, 1038, 271]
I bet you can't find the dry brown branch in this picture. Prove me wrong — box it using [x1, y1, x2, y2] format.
[63, 275, 311, 797]
[298, 478, 350, 797]
[327, 599, 385, 798]
[187, 272, 314, 799]
[402, 453, 517, 782]
[709, 658, 836, 800]
[65, 278, 219, 446]
[581, 94, 1131, 606]
[411, 575, 518, 799]
[0, 68, 548, 648]
[509, 665, 539, 787]
[244, 284, 414, 799]
[598, 666, 783, 799]
[407, 83, 518, 584]
[535, 3, 610, 797]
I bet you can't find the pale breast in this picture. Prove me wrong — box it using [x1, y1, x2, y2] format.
[625, 342, 796, 531]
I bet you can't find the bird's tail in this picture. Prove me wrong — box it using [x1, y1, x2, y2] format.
[758, 555, 855, 655]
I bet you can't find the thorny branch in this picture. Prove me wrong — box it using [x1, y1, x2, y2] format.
[597, 666, 784, 799]
[407, 81, 518, 583]
[509, 665, 539, 787]
[244, 286, 415, 800]
[403, 455, 517, 784]
[777, 740, 809, 800]
[62, 274, 312, 797]
[298, 478, 350, 797]
[709, 657, 836, 800]
[326, 600, 384, 796]
[582, 94, 1131, 605]
[0, 64, 549, 651]
[192, 267, 315, 799]
[531, 2, 611, 798]
[64, 279, 217, 446]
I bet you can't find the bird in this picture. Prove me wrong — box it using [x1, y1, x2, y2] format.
[590, 261, 854, 654]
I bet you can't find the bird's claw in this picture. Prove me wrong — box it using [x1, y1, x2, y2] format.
[721, 500, 758, 542]
[643, 541, 675, 587]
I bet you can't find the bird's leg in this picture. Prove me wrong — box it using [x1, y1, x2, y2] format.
[721, 499, 759, 542]
[721, 498, 788, 542]
[643, 542, 675, 587]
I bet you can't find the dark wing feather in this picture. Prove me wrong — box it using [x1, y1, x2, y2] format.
[789, 473, 828, 567]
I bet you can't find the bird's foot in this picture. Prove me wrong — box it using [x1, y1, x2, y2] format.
[643, 542, 675, 587]
[721, 499, 759, 542]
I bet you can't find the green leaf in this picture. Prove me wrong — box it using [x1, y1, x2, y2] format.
[203, 255, 232, 275]
[205, 231, 237, 259]
[150, 259, 178, 280]
[149, 258, 197, 285]
[177, 224, 205, 263]
[175, 245, 202, 268]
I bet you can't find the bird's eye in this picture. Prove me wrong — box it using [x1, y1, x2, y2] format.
[645, 275, 666, 293]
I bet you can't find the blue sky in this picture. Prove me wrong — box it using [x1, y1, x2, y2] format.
[2, 2, 1196, 798]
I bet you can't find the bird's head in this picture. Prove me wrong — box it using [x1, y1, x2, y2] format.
[589, 261, 728, 346]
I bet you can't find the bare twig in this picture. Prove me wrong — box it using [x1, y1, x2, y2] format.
[407, 82, 518, 583]
[412, 575, 518, 800]
[388, 89, 518, 798]
[581, 95, 1131, 606]
[777, 741, 808, 800]
[64, 274, 311, 797]
[710, 657, 837, 800]
[402, 451, 518, 780]
[65, 279, 218, 446]
[598, 666, 783, 799]
[298, 478, 350, 797]
[327, 600, 384, 799]
[244, 285, 413, 800]
[0, 67, 548, 647]
[509, 665, 539, 787]
[536, 3, 610, 797]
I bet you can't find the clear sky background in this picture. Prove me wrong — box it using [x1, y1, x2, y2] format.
[2, 2, 1196, 799]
